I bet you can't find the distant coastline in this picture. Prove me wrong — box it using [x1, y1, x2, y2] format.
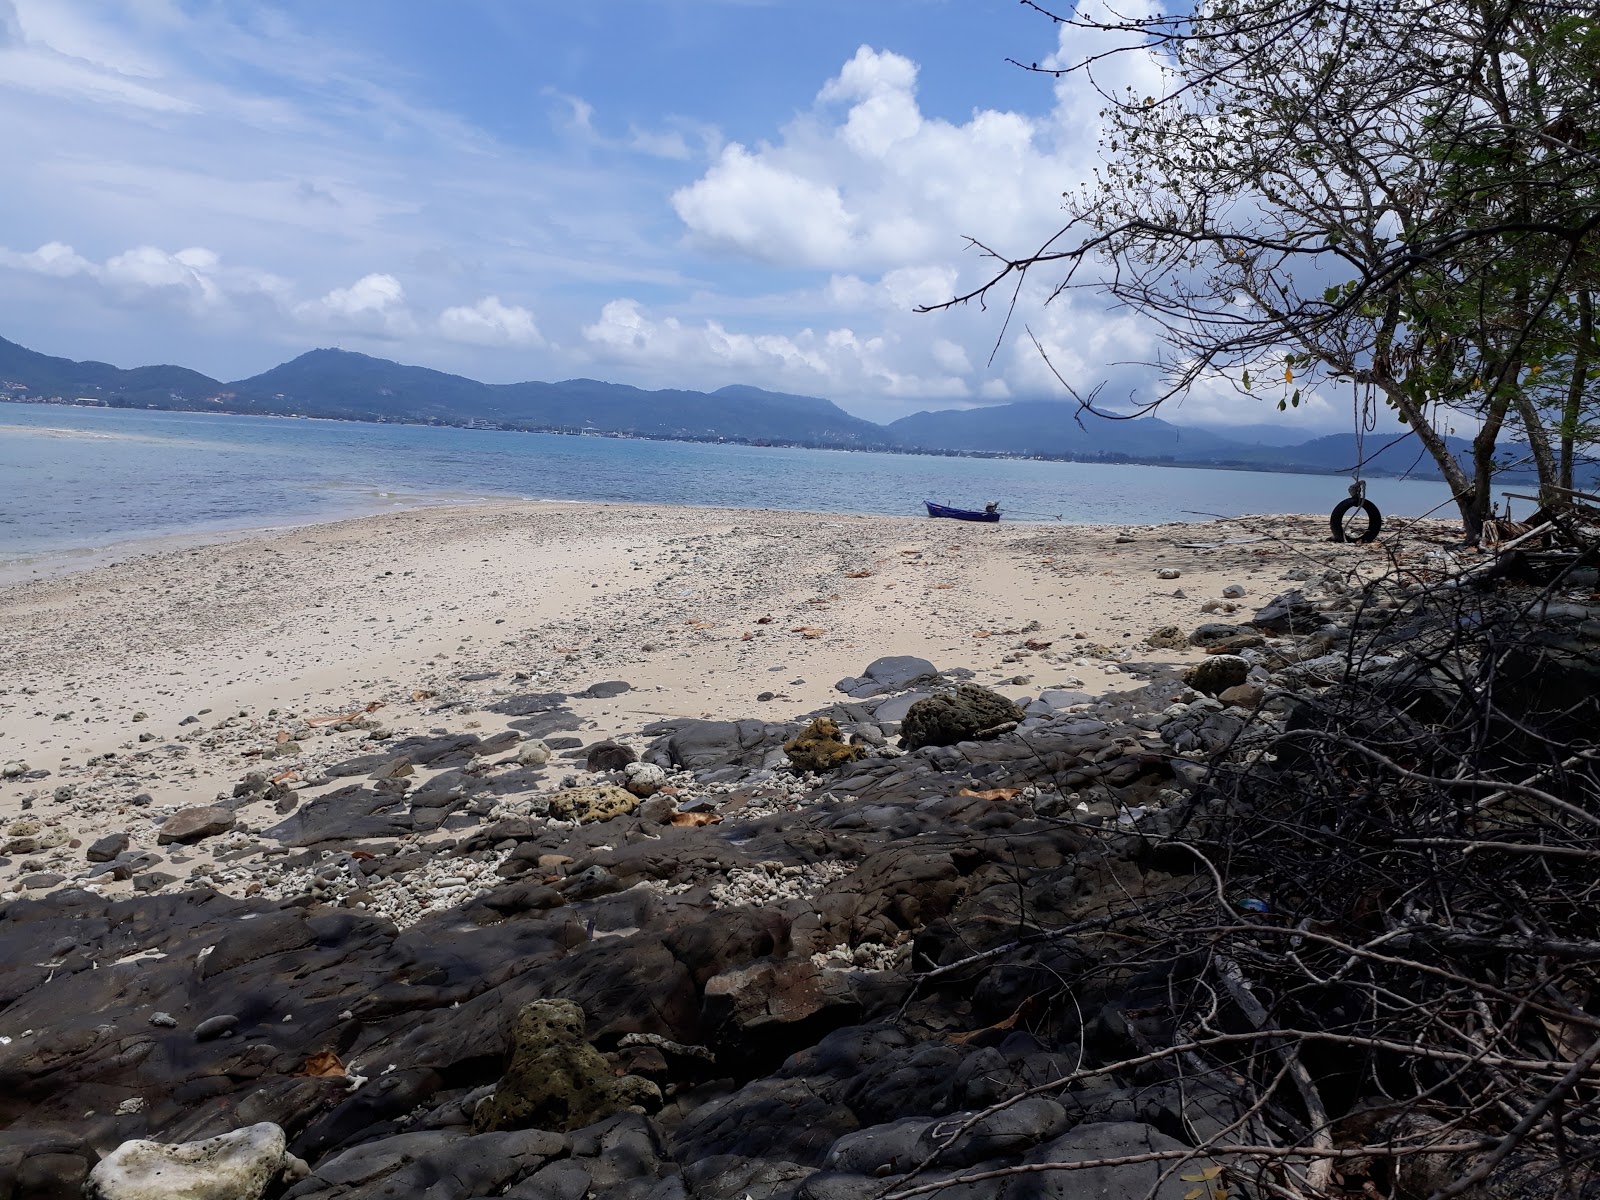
[0, 393, 1397, 481]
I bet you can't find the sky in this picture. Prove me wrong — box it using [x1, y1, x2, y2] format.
[0, 0, 1352, 430]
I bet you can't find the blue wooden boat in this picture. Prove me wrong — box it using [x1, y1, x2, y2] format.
[925, 500, 1001, 522]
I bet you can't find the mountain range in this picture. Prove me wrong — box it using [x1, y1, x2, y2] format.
[0, 334, 1486, 480]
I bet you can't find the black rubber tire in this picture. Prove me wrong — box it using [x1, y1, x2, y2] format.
[1330, 497, 1383, 543]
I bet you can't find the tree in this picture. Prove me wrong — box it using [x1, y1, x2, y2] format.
[928, 0, 1600, 538]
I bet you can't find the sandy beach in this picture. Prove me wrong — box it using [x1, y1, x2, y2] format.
[0, 501, 1397, 897]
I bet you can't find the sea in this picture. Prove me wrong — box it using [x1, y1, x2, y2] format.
[0, 402, 1457, 568]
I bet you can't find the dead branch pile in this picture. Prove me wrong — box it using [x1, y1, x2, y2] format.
[895, 556, 1600, 1200]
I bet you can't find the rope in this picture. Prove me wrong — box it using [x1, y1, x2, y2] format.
[1350, 382, 1379, 493]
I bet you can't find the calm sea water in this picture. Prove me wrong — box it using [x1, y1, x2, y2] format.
[0, 402, 1457, 562]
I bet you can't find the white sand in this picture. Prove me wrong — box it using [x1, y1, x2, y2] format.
[0, 501, 1401, 890]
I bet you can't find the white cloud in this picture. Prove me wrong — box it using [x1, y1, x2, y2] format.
[103, 245, 222, 308]
[583, 297, 972, 402]
[438, 296, 543, 347]
[0, 240, 94, 277]
[669, 43, 1086, 273]
[0, 239, 287, 315]
[293, 272, 414, 336]
[674, 146, 856, 267]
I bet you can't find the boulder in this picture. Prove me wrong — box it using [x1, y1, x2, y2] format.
[784, 718, 867, 773]
[87, 832, 130, 863]
[1184, 655, 1251, 696]
[622, 762, 667, 798]
[87, 1122, 305, 1200]
[1218, 683, 1265, 708]
[901, 685, 1024, 751]
[517, 739, 552, 767]
[585, 741, 638, 772]
[473, 1000, 660, 1133]
[1251, 590, 1324, 635]
[546, 786, 638, 824]
[643, 720, 793, 773]
[156, 806, 236, 845]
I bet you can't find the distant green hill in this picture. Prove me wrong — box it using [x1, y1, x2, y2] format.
[0, 336, 224, 408]
[7, 333, 1544, 481]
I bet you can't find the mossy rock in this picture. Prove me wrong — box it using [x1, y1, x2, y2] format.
[783, 717, 866, 773]
[474, 999, 660, 1133]
[901, 684, 1025, 750]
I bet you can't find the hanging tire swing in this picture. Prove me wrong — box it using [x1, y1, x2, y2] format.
[1330, 480, 1382, 543]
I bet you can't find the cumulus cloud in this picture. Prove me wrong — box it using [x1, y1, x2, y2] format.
[438, 296, 543, 347]
[0, 237, 551, 352]
[583, 297, 971, 400]
[670, 43, 1087, 273]
[292, 273, 414, 336]
[0, 239, 288, 314]
[0, 240, 95, 277]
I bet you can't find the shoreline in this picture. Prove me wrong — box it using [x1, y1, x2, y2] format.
[0, 493, 1113, 590]
[0, 499, 1437, 905]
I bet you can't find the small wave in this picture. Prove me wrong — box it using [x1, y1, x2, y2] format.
[0, 423, 232, 450]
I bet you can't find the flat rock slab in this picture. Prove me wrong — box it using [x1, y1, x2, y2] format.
[488, 692, 569, 717]
[507, 710, 583, 739]
[262, 786, 412, 847]
[157, 806, 236, 845]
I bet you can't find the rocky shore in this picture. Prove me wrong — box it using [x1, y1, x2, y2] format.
[6, 503, 1549, 1200]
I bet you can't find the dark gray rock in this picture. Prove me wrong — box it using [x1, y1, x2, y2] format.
[489, 692, 569, 717]
[324, 752, 394, 780]
[837, 656, 939, 699]
[682, 1156, 816, 1200]
[86, 832, 130, 863]
[284, 1128, 568, 1200]
[193, 1013, 238, 1040]
[386, 733, 482, 765]
[642, 720, 793, 773]
[1004, 1121, 1211, 1199]
[913, 1097, 1069, 1168]
[822, 1116, 933, 1174]
[901, 686, 1024, 751]
[584, 681, 633, 699]
[586, 741, 638, 772]
[1188, 622, 1245, 647]
[870, 691, 933, 725]
[1184, 656, 1250, 696]
[262, 785, 412, 847]
[156, 805, 235, 845]
[1251, 590, 1323, 634]
[508, 710, 584, 739]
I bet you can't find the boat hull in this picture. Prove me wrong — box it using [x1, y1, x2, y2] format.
[924, 501, 1000, 522]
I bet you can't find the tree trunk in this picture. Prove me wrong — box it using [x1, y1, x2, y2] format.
[1383, 382, 1486, 538]
[1468, 393, 1511, 543]
[1560, 290, 1593, 494]
[1513, 386, 1560, 506]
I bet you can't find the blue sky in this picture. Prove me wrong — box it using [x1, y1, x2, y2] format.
[0, 0, 1348, 429]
